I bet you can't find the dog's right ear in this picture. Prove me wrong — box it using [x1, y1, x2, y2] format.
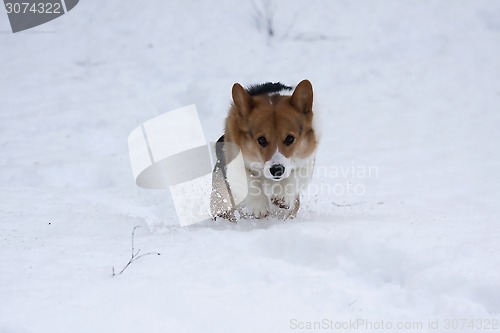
[232, 83, 252, 117]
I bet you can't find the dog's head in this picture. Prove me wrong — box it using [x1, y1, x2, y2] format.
[226, 80, 317, 181]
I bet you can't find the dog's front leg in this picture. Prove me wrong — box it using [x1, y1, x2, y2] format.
[268, 170, 300, 211]
[268, 165, 312, 216]
[240, 171, 270, 218]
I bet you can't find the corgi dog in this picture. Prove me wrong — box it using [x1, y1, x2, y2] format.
[211, 80, 317, 221]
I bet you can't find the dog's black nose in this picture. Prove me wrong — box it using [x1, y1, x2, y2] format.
[270, 164, 285, 178]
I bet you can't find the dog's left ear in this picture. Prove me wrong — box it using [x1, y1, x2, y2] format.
[291, 79, 313, 114]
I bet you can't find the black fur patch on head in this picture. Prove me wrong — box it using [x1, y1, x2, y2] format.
[246, 82, 293, 97]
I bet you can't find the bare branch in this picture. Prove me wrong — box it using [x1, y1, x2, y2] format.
[252, 0, 275, 38]
[332, 201, 367, 207]
[112, 226, 160, 277]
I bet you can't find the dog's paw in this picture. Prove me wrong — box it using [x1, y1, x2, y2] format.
[250, 207, 269, 219]
[239, 208, 269, 219]
[213, 209, 237, 223]
[271, 193, 298, 210]
[242, 202, 269, 219]
[271, 197, 290, 209]
[242, 195, 270, 219]
[272, 195, 300, 219]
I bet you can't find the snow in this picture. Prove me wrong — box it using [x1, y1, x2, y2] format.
[1, 0, 500, 332]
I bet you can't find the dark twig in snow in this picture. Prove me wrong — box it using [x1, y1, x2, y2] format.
[252, 0, 275, 37]
[112, 226, 160, 277]
[332, 201, 367, 207]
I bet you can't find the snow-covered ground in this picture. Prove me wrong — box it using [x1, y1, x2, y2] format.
[1, 1, 500, 332]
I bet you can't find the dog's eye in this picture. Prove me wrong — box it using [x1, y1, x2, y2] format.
[257, 136, 268, 147]
[284, 135, 295, 146]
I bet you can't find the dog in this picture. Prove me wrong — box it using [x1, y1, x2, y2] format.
[210, 80, 317, 221]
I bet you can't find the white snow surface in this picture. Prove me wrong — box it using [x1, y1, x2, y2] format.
[1, 1, 500, 332]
